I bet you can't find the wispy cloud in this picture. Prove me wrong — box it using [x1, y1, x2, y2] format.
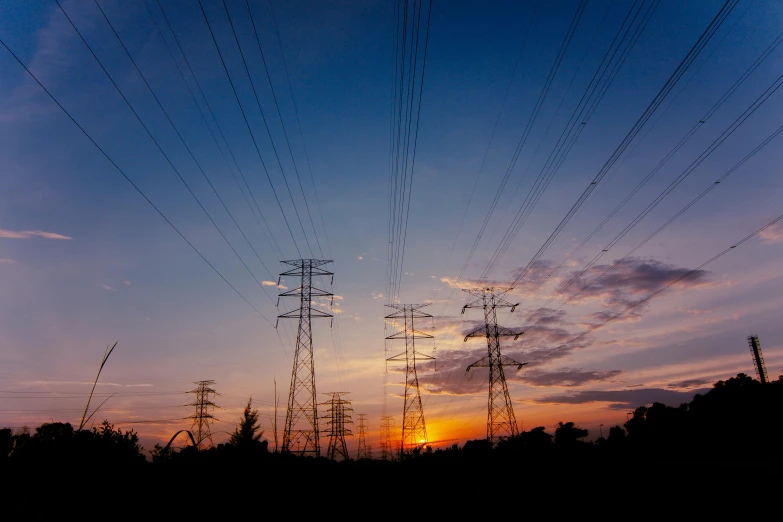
[123, 280, 131, 286]
[759, 222, 783, 244]
[101, 284, 116, 292]
[523, 368, 623, 387]
[0, 228, 71, 240]
[262, 280, 287, 289]
[0, 258, 17, 264]
[28, 380, 153, 387]
[531, 387, 711, 410]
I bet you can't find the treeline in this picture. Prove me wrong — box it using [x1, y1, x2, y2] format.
[2, 373, 780, 515]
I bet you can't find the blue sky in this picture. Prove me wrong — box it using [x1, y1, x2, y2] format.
[1, 0, 782, 451]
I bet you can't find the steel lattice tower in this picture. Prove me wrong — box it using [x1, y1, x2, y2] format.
[379, 415, 394, 461]
[356, 413, 370, 459]
[462, 288, 526, 444]
[278, 259, 334, 457]
[186, 380, 219, 448]
[386, 304, 435, 457]
[747, 335, 769, 385]
[322, 392, 353, 461]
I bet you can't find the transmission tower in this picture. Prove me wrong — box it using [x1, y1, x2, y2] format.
[462, 288, 526, 444]
[321, 392, 353, 461]
[277, 259, 333, 457]
[747, 335, 769, 385]
[385, 304, 435, 457]
[356, 413, 371, 460]
[379, 415, 394, 461]
[186, 380, 219, 448]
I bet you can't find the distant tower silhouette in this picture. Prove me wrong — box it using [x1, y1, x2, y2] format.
[747, 335, 769, 385]
[278, 259, 334, 457]
[462, 288, 526, 444]
[322, 392, 353, 461]
[186, 380, 219, 448]
[356, 413, 370, 459]
[386, 304, 435, 457]
[379, 415, 394, 461]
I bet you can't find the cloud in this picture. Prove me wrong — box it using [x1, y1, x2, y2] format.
[262, 280, 287, 289]
[357, 255, 364, 260]
[101, 284, 116, 291]
[531, 387, 711, 410]
[123, 280, 131, 286]
[372, 292, 384, 300]
[0, 258, 17, 264]
[0, 228, 71, 240]
[568, 258, 711, 305]
[667, 378, 712, 389]
[27, 380, 153, 387]
[759, 222, 783, 244]
[522, 368, 622, 387]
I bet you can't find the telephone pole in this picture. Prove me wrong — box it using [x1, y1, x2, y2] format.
[386, 304, 435, 457]
[186, 380, 219, 448]
[322, 392, 352, 461]
[278, 259, 333, 457]
[379, 415, 394, 461]
[462, 288, 526, 444]
[356, 413, 370, 460]
[747, 335, 769, 385]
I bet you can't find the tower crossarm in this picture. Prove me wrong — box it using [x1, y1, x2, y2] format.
[387, 351, 435, 362]
[278, 308, 333, 319]
[460, 288, 519, 313]
[386, 329, 433, 340]
[466, 356, 527, 372]
[463, 325, 523, 342]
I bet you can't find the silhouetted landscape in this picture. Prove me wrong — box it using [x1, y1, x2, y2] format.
[3, 372, 779, 515]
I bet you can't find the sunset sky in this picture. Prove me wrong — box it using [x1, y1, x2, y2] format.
[2, 0, 782, 454]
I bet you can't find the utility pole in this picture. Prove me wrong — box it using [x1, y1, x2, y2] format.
[356, 413, 370, 460]
[385, 304, 435, 458]
[462, 288, 526, 444]
[747, 335, 769, 385]
[322, 392, 352, 461]
[379, 415, 394, 461]
[278, 259, 333, 457]
[186, 380, 219, 448]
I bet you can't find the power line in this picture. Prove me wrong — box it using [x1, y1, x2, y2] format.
[498, 0, 740, 293]
[93, 0, 279, 304]
[522, 32, 783, 327]
[245, 0, 323, 259]
[0, 35, 272, 325]
[147, 0, 285, 262]
[266, 0, 333, 259]
[219, 0, 315, 258]
[528, 211, 783, 365]
[195, 0, 304, 258]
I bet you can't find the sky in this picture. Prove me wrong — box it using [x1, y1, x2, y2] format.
[1, 0, 783, 454]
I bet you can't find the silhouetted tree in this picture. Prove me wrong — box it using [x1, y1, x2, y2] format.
[0, 428, 12, 458]
[554, 422, 588, 446]
[229, 398, 268, 452]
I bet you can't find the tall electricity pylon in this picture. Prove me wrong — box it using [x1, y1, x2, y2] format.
[186, 380, 219, 448]
[747, 335, 769, 385]
[386, 304, 435, 457]
[462, 288, 526, 444]
[379, 415, 394, 461]
[322, 392, 352, 461]
[278, 259, 334, 457]
[356, 413, 371, 459]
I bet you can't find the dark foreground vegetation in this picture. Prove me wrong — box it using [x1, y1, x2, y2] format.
[2, 373, 781, 516]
